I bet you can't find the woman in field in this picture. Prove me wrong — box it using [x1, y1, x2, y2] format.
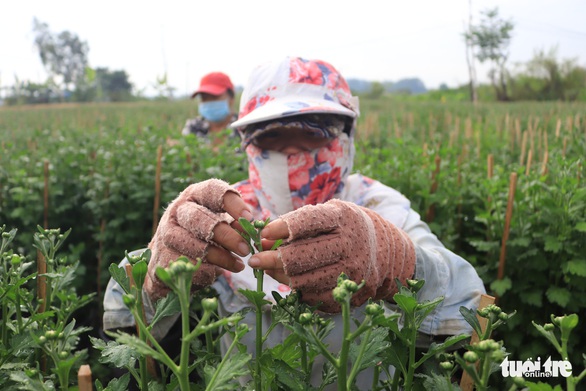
[104, 56, 485, 388]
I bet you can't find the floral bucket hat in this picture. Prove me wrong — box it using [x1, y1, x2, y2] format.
[231, 57, 360, 133]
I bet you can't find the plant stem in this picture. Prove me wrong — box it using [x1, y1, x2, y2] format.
[403, 316, 417, 390]
[177, 277, 194, 391]
[337, 299, 351, 391]
[255, 268, 264, 391]
[347, 326, 372, 388]
[205, 329, 242, 391]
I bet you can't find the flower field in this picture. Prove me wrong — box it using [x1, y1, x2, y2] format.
[0, 98, 584, 389]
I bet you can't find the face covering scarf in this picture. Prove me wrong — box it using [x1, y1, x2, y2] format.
[245, 132, 355, 219]
[199, 99, 230, 122]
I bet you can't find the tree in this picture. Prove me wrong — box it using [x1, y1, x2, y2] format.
[465, 8, 514, 101]
[32, 18, 89, 98]
[95, 68, 133, 102]
[510, 47, 586, 101]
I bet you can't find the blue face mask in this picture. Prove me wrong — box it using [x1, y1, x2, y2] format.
[199, 100, 231, 122]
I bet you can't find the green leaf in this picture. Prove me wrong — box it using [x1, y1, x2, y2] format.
[108, 262, 131, 294]
[238, 288, 271, 308]
[349, 328, 390, 372]
[575, 221, 586, 232]
[490, 277, 512, 296]
[203, 351, 250, 390]
[91, 336, 138, 368]
[393, 293, 418, 314]
[459, 306, 482, 337]
[546, 286, 571, 307]
[150, 292, 181, 326]
[559, 313, 579, 332]
[102, 373, 130, 391]
[238, 217, 257, 238]
[564, 259, 586, 277]
[272, 359, 307, 391]
[131, 260, 147, 291]
[544, 236, 563, 253]
[417, 371, 461, 391]
[521, 290, 543, 307]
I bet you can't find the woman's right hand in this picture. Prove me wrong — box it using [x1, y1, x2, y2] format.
[145, 179, 253, 301]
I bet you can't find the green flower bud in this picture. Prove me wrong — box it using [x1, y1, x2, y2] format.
[543, 323, 555, 331]
[513, 377, 525, 387]
[123, 294, 137, 307]
[463, 351, 479, 363]
[439, 361, 454, 370]
[477, 308, 489, 318]
[406, 279, 419, 288]
[45, 330, 58, 340]
[58, 351, 68, 359]
[202, 298, 218, 312]
[365, 303, 383, 317]
[25, 368, 39, 378]
[490, 349, 505, 362]
[552, 315, 564, 326]
[38, 336, 47, 344]
[11, 255, 22, 265]
[487, 304, 502, 314]
[498, 312, 509, 321]
[333, 287, 350, 303]
[286, 293, 298, 305]
[299, 312, 313, 325]
[475, 340, 490, 352]
[58, 332, 65, 340]
[341, 280, 358, 293]
[2, 232, 10, 238]
[253, 220, 265, 229]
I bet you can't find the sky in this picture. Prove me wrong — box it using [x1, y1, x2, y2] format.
[2, 0, 585, 97]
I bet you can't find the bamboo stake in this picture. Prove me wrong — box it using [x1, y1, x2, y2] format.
[425, 155, 441, 223]
[465, 117, 472, 139]
[43, 160, 49, 230]
[487, 154, 494, 179]
[525, 149, 533, 176]
[541, 150, 549, 176]
[78, 365, 93, 391]
[555, 118, 561, 138]
[519, 130, 528, 166]
[460, 294, 497, 391]
[497, 173, 518, 282]
[152, 145, 163, 235]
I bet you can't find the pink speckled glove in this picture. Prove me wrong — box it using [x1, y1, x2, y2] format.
[277, 199, 416, 313]
[144, 179, 250, 301]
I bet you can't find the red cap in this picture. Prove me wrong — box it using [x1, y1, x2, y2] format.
[191, 72, 234, 98]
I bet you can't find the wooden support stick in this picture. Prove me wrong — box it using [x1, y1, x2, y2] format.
[460, 294, 497, 391]
[497, 173, 517, 281]
[78, 365, 93, 391]
[525, 149, 533, 176]
[487, 154, 494, 179]
[541, 151, 549, 176]
[425, 155, 441, 223]
[152, 145, 163, 235]
[519, 130, 528, 166]
[555, 118, 561, 138]
[43, 160, 49, 229]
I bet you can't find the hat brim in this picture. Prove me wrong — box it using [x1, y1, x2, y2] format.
[231, 96, 356, 129]
[190, 85, 230, 99]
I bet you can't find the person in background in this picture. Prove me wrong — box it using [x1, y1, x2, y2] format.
[181, 71, 239, 146]
[105, 56, 485, 389]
